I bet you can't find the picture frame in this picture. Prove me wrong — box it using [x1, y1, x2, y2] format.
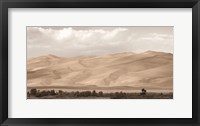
[0, 0, 199, 126]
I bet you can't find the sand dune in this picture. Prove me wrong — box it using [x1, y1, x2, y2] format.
[27, 51, 173, 90]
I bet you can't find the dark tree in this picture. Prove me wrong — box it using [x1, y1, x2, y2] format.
[40, 90, 49, 96]
[98, 91, 103, 97]
[85, 91, 92, 97]
[58, 90, 64, 95]
[92, 90, 97, 96]
[30, 89, 37, 96]
[27, 91, 30, 97]
[74, 91, 80, 97]
[50, 90, 56, 95]
[36, 92, 42, 97]
[141, 88, 147, 95]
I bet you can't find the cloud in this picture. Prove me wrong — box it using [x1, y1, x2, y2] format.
[134, 32, 173, 53]
[139, 33, 173, 41]
[27, 27, 173, 58]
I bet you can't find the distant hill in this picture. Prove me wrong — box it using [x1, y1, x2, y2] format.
[27, 51, 173, 91]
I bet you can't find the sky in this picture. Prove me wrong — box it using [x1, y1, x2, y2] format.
[27, 26, 173, 58]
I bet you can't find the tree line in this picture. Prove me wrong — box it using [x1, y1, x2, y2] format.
[27, 88, 149, 99]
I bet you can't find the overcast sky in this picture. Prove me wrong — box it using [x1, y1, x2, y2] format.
[27, 26, 173, 58]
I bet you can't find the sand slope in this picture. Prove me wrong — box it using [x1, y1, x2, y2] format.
[27, 51, 173, 90]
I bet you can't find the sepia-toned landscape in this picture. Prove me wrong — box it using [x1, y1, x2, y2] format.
[27, 26, 173, 99]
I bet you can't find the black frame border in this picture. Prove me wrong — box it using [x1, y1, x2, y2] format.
[0, 0, 200, 126]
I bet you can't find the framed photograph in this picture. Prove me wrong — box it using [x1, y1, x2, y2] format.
[0, 0, 199, 125]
